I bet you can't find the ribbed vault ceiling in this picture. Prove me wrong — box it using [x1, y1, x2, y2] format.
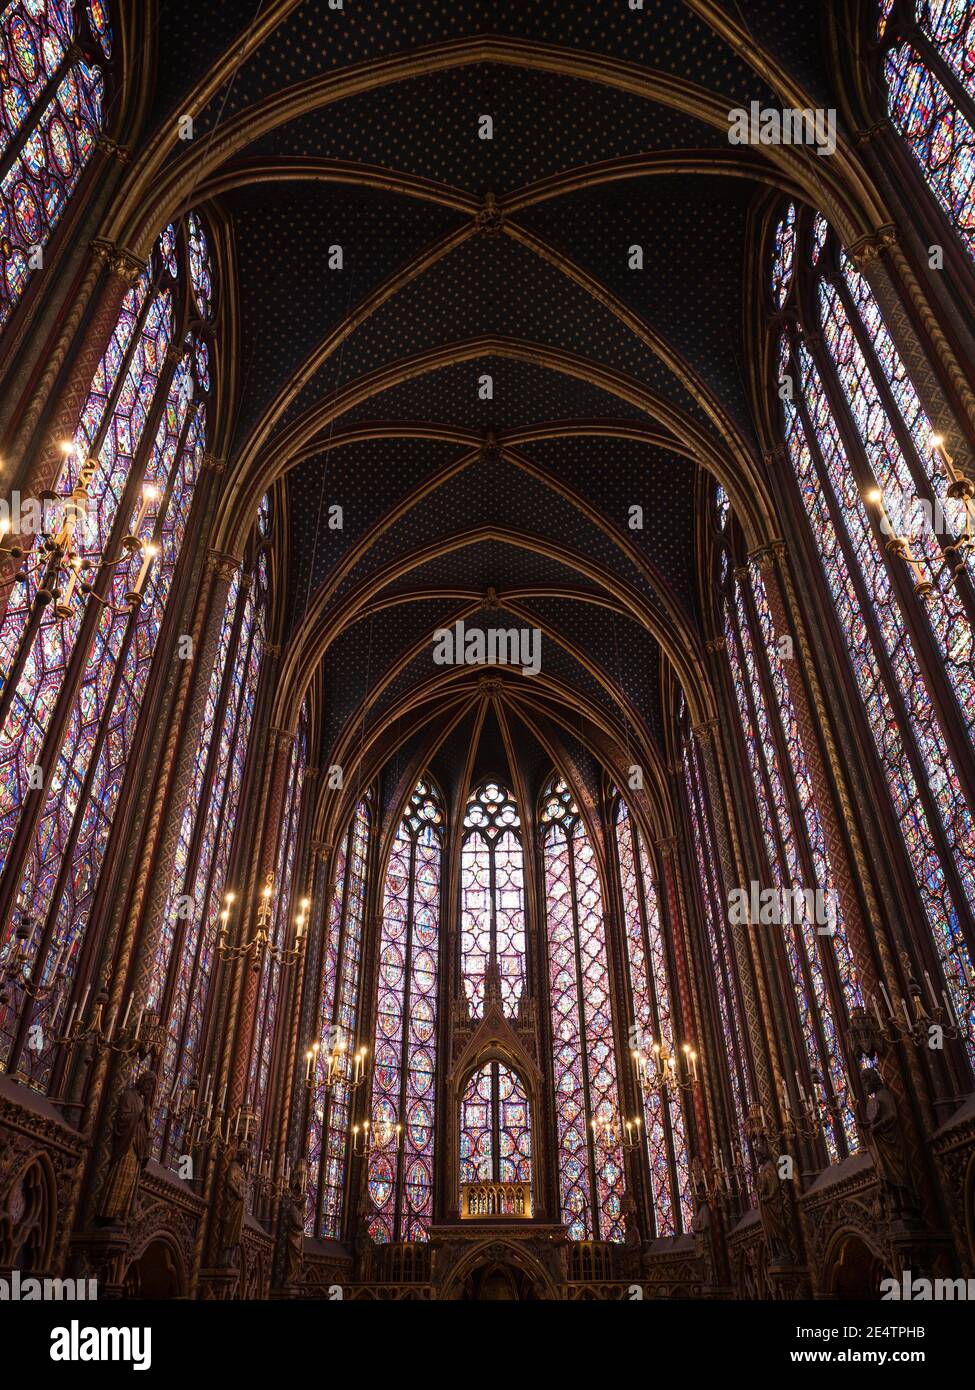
[146, 0, 847, 818]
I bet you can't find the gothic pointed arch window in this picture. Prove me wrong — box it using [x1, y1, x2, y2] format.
[771, 201, 975, 1066]
[306, 793, 371, 1238]
[460, 1059, 532, 1189]
[677, 694, 755, 1197]
[460, 780, 525, 1018]
[610, 792, 693, 1235]
[149, 505, 269, 1164]
[712, 491, 863, 1162]
[366, 778, 442, 1243]
[878, 0, 975, 262]
[0, 1, 111, 331]
[541, 775, 625, 1242]
[0, 211, 219, 1089]
[247, 700, 309, 1143]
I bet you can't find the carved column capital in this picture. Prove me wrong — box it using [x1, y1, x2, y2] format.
[90, 237, 146, 286]
[704, 636, 725, 654]
[201, 452, 226, 473]
[206, 549, 241, 584]
[311, 839, 332, 862]
[269, 725, 296, 753]
[748, 541, 787, 573]
[95, 135, 131, 163]
[848, 223, 899, 268]
[690, 718, 720, 745]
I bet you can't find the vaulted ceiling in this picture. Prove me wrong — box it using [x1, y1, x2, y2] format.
[146, 0, 852, 825]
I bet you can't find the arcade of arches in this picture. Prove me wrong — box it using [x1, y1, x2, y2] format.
[1, 0, 975, 1303]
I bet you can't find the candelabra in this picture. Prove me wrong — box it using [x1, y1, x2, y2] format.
[865, 487, 933, 598]
[252, 1150, 297, 1202]
[930, 434, 975, 570]
[0, 911, 63, 1007]
[168, 1077, 253, 1152]
[0, 451, 162, 622]
[304, 1036, 368, 1094]
[57, 965, 165, 1060]
[217, 878, 308, 974]
[351, 1117, 402, 1158]
[591, 1111, 644, 1154]
[632, 1037, 700, 1094]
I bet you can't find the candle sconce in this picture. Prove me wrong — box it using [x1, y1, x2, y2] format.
[0, 911, 65, 1007]
[351, 1118, 402, 1159]
[217, 879, 308, 975]
[929, 435, 975, 571]
[304, 1035, 368, 1094]
[632, 1037, 700, 1095]
[591, 1111, 644, 1154]
[865, 487, 933, 598]
[0, 454, 163, 625]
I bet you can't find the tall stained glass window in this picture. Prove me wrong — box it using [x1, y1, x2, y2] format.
[460, 781, 525, 1017]
[366, 779, 442, 1243]
[771, 202, 975, 1066]
[306, 796, 371, 1238]
[0, 212, 218, 1090]
[611, 794, 693, 1235]
[542, 775, 625, 1242]
[0, 0, 110, 330]
[715, 495, 862, 1160]
[678, 703, 754, 1198]
[247, 702, 309, 1141]
[150, 526, 268, 1165]
[879, 1, 975, 261]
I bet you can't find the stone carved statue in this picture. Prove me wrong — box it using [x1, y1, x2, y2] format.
[753, 1131, 792, 1267]
[96, 1070, 157, 1226]
[863, 1067, 917, 1223]
[281, 1161, 306, 1289]
[219, 1146, 248, 1268]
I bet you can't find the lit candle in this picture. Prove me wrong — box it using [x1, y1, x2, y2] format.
[132, 542, 158, 597]
[132, 482, 160, 536]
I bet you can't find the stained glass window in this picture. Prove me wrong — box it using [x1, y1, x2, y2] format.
[542, 776, 625, 1242]
[881, 1, 975, 261]
[772, 204, 975, 1065]
[612, 795, 693, 1235]
[0, 214, 219, 1089]
[459, 1061, 531, 1186]
[460, 781, 525, 1018]
[721, 551, 861, 1159]
[680, 731, 754, 1196]
[307, 796, 371, 1238]
[0, 0, 109, 330]
[247, 704, 308, 1138]
[366, 779, 441, 1243]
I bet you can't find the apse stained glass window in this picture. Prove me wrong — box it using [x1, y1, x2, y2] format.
[459, 1061, 532, 1188]
[0, 0, 109, 330]
[612, 795, 692, 1235]
[0, 215, 219, 1088]
[771, 205, 975, 1065]
[881, 1, 975, 261]
[460, 781, 525, 1018]
[542, 776, 625, 1242]
[366, 780, 442, 1244]
[307, 797, 370, 1238]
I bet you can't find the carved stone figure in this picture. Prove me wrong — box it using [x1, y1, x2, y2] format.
[753, 1132, 791, 1267]
[862, 1067, 917, 1222]
[219, 1147, 248, 1268]
[96, 1071, 157, 1226]
[281, 1161, 306, 1289]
